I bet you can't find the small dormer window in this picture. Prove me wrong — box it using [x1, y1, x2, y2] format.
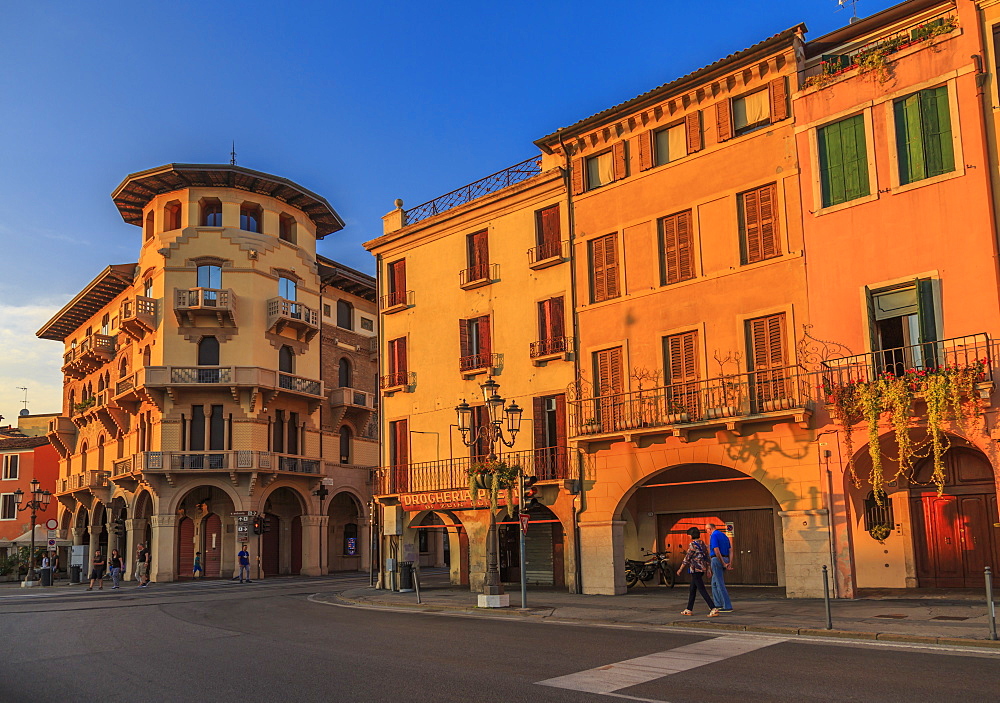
[144, 210, 155, 240]
[279, 214, 296, 243]
[201, 199, 223, 227]
[240, 203, 262, 233]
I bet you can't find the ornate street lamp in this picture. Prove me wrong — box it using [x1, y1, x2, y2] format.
[14, 478, 52, 584]
[455, 377, 522, 606]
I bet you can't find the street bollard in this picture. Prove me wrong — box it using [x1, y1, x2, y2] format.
[986, 566, 998, 641]
[414, 566, 422, 605]
[822, 565, 833, 630]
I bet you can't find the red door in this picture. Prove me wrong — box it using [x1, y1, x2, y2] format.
[203, 513, 222, 578]
[177, 517, 194, 577]
[262, 513, 280, 576]
[912, 494, 998, 587]
[291, 516, 302, 575]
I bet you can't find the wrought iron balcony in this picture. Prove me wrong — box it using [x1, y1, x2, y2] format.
[373, 445, 572, 496]
[266, 297, 319, 342]
[459, 263, 499, 289]
[174, 288, 236, 326]
[62, 334, 116, 379]
[569, 364, 816, 439]
[459, 352, 501, 375]
[379, 290, 413, 313]
[120, 295, 156, 339]
[380, 371, 412, 391]
[530, 336, 572, 360]
[404, 156, 543, 225]
[527, 240, 566, 269]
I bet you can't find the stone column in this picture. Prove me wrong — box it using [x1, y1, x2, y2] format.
[299, 515, 326, 576]
[87, 526, 102, 566]
[124, 518, 148, 582]
[433, 527, 446, 568]
[357, 516, 371, 574]
[578, 519, 625, 595]
[778, 509, 830, 598]
[71, 527, 86, 546]
[149, 514, 178, 583]
[464, 515, 490, 593]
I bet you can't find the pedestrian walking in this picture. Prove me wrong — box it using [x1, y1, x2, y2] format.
[677, 526, 719, 617]
[136, 542, 150, 587]
[87, 548, 107, 591]
[108, 549, 124, 589]
[237, 546, 251, 583]
[707, 523, 734, 613]
[192, 551, 203, 579]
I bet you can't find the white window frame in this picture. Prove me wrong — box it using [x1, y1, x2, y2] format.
[0, 493, 16, 520]
[1, 454, 18, 480]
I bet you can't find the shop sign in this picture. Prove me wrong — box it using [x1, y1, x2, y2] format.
[400, 489, 513, 512]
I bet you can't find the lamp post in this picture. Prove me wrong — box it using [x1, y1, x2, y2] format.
[456, 377, 523, 607]
[13, 478, 52, 584]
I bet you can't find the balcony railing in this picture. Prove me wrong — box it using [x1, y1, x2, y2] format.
[530, 336, 572, 359]
[380, 371, 411, 389]
[170, 367, 234, 384]
[459, 263, 498, 288]
[373, 445, 572, 495]
[267, 297, 319, 341]
[404, 156, 543, 225]
[379, 290, 413, 311]
[174, 288, 236, 326]
[112, 457, 134, 477]
[460, 352, 500, 374]
[528, 240, 566, 267]
[59, 470, 109, 494]
[279, 373, 322, 396]
[569, 365, 816, 437]
[120, 295, 156, 336]
[117, 366, 324, 399]
[821, 333, 992, 387]
[133, 451, 323, 474]
[330, 387, 375, 409]
[63, 334, 117, 377]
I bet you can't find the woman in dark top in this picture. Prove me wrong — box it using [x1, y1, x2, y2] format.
[108, 549, 124, 590]
[677, 526, 719, 617]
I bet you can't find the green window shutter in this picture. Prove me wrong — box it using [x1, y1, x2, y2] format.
[819, 115, 868, 207]
[916, 277, 939, 367]
[895, 95, 926, 184]
[921, 86, 954, 178]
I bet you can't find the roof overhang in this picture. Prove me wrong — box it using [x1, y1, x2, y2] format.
[534, 24, 807, 151]
[317, 255, 376, 302]
[806, 0, 951, 57]
[36, 264, 136, 341]
[111, 164, 346, 239]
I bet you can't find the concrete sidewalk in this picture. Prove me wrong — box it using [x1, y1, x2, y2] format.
[320, 573, 1000, 650]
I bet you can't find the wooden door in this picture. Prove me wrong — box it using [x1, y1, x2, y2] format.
[291, 516, 302, 575]
[657, 509, 778, 585]
[204, 513, 222, 578]
[177, 517, 194, 577]
[912, 495, 964, 587]
[262, 513, 280, 576]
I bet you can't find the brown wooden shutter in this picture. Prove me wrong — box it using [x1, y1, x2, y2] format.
[538, 204, 561, 258]
[666, 331, 699, 383]
[716, 100, 733, 142]
[685, 111, 702, 153]
[748, 314, 786, 371]
[392, 419, 409, 492]
[571, 157, 585, 195]
[389, 259, 406, 297]
[742, 188, 763, 264]
[533, 397, 546, 450]
[590, 236, 607, 303]
[758, 183, 780, 259]
[602, 235, 620, 299]
[661, 214, 678, 285]
[554, 394, 567, 447]
[769, 76, 788, 122]
[662, 210, 694, 284]
[459, 320, 470, 358]
[595, 347, 623, 396]
[537, 300, 548, 341]
[637, 131, 654, 171]
[479, 315, 491, 357]
[612, 141, 627, 181]
[550, 297, 565, 339]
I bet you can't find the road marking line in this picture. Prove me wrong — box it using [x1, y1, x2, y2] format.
[536, 635, 786, 694]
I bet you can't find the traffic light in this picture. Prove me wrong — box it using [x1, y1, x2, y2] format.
[261, 516, 272, 534]
[523, 475, 539, 509]
[252, 516, 262, 535]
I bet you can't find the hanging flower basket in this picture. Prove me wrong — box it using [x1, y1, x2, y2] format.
[467, 460, 520, 512]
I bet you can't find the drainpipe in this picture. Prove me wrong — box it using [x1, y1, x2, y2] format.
[970, 51, 1000, 316]
[815, 429, 839, 598]
[375, 252, 385, 589]
[557, 128, 585, 594]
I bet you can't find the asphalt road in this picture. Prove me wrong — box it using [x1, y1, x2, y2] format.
[0, 575, 995, 703]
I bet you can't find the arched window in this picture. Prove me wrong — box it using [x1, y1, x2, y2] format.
[144, 210, 154, 240]
[98, 375, 106, 392]
[240, 202, 262, 233]
[164, 200, 183, 231]
[197, 264, 222, 289]
[278, 276, 297, 301]
[80, 442, 89, 471]
[279, 214, 296, 243]
[101, 313, 110, 336]
[336, 300, 354, 330]
[198, 336, 220, 366]
[339, 357, 352, 388]
[278, 345, 294, 374]
[119, 356, 129, 378]
[201, 198, 223, 227]
[142, 346, 151, 367]
[339, 425, 352, 464]
[143, 278, 153, 299]
[68, 389, 75, 414]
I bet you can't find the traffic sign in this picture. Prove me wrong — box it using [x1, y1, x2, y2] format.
[45, 519, 58, 530]
[47, 530, 56, 540]
[47, 539, 56, 549]
[519, 512, 530, 535]
[230, 511, 256, 516]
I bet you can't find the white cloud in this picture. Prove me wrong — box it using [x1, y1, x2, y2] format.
[0, 301, 67, 423]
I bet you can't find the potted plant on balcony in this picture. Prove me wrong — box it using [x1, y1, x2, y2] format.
[73, 397, 96, 414]
[706, 351, 743, 420]
[664, 399, 690, 425]
[467, 459, 520, 512]
[579, 418, 600, 435]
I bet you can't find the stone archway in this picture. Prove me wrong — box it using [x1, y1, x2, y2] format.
[259, 485, 309, 577]
[171, 485, 238, 581]
[328, 491, 363, 573]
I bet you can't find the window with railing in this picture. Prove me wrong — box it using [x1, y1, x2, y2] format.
[531, 298, 568, 358]
[459, 316, 492, 372]
[382, 338, 408, 388]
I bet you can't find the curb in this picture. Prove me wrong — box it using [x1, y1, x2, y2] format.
[325, 592, 1000, 650]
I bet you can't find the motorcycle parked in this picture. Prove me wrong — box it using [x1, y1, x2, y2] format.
[625, 548, 675, 589]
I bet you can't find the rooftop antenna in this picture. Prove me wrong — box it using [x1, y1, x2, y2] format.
[15, 387, 29, 416]
[836, 0, 861, 23]
[230, 141, 237, 166]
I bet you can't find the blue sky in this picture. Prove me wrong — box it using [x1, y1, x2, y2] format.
[0, 0, 899, 421]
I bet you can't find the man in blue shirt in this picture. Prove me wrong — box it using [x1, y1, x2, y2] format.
[707, 523, 733, 612]
[237, 547, 252, 583]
